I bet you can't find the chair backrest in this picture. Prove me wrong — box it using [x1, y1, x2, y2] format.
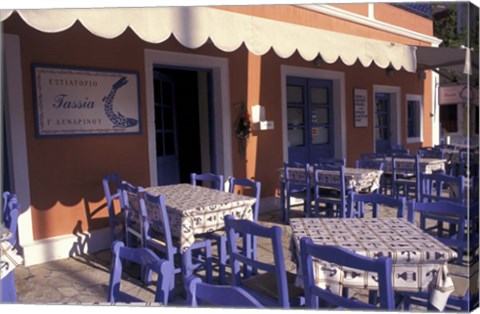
[191, 173, 224, 191]
[224, 215, 290, 308]
[140, 191, 176, 262]
[407, 200, 477, 264]
[316, 157, 346, 167]
[122, 181, 146, 246]
[102, 173, 125, 242]
[185, 275, 264, 308]
[355, 159, 385, 171]
[420, 172, 465, 204]
[434, 143, 456, 150]
[284, 161, 310, 191]
[392, 154, 421, 200]
[360, 152, 386, 161]
[418, 147, 444, 159]
[388, 144, 411, 157]
[314, 164, 347, 217]
[228, 177, 261, 222]
[347, 190, 406, 218]
[300, 237, 394, 310]
[108, 241, 174, 304]
[2, 192, 19, 246]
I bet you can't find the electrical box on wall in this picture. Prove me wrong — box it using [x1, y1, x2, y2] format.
[251, 104, 274, 130]
[252, 120, 274, 131]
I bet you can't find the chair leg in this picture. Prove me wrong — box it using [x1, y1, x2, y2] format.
[218, 236, 228, 285]
[182, 240, 213, 284]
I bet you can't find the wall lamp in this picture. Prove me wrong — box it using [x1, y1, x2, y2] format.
[385, 67, 395, 77]
[314, 55, 323, 68]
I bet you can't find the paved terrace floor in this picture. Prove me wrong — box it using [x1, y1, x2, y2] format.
[4, 206, 476, 311]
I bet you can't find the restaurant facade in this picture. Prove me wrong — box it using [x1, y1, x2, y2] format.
[1, 4, 443, 265]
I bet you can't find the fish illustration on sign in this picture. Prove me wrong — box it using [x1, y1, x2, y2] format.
[103, 77, 139, 128]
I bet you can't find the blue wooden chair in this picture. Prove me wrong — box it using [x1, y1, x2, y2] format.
[418, 147, 445, 159]
[347, 191, 406, 218]
[391, 155, 420, 201]
[400, 271, 478, 312]
[191, 173, 224, 191]
[140, 191, 213, 300]
[283, 161, 312, 223]
[388, 144, 410, 157]
[2, 192, 19, 247]
[102, 173, 126, 243]
[316, 157, 346, 167]
[313, 164, 347, 218]
[224, 215, 304, 308]
[204, 177, 261, 285]
[299, 237, 394, 310]
[108, 241, 174, 304]
[185, 275, 264, 308]
[1, 192, 20, 303]
[407, 200, 479, 265]
[121, 181, 147, 249]
[419, 172, 465, 204]
[355, 159, 385, 171]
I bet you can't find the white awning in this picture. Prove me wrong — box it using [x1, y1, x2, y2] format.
[1, 7, 417, 72]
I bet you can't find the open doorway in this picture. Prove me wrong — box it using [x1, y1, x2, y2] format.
[153, 67, 214, 185]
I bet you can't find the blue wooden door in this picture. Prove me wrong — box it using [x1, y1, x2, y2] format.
[287, 77, 333, 164]
[375, 93, 391, 154]
[154, 71, 180, 185]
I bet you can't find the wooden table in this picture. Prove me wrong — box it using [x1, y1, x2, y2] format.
[144, 184, 255, 252]
[290, 218, 457, 310]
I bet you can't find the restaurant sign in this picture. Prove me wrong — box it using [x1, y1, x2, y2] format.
[33, 65, 141, 137]
[438, 83, 479, 106]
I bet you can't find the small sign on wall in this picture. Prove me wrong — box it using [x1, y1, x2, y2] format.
[354, 88, 368, 128]
[32, 65, 141, 137]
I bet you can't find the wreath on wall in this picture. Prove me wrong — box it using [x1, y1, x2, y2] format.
[234, 102, 251, 158]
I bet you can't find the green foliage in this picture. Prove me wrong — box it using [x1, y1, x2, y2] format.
[433, 3, 478, 50]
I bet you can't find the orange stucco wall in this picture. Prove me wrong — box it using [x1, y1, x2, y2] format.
[216, 4, 433, 45]
[3, 4, 434, 241]
[374, 3, 434, 37]
[3, 13, 250, 240]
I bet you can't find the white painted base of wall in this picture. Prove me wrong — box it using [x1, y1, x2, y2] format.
[21, 196, 283, 266]
[21, 227, 111, 266]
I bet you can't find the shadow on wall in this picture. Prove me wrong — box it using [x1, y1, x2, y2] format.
[69, 220, 91, 257]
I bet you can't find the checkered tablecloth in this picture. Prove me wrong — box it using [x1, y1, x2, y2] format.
[144, 184, 255, 252]
[290, 218, 457, 310]
[281, 167, 383, 193]
[378, 157, 446, 174]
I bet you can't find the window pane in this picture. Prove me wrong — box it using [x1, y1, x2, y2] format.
[288, 107, 304, 126]
[288, 128, 304, 147]
[161, 82, 173, 105]
[163, 107, 174, 130]
[164, 132, 175, 155]
[154, 105, 163, 130]
[154, 80, 161, 103]
[287, 85, 304, 104]
[312, 106, 329, 125]
[407, 100, 421, 138]
[311, 87, 328, 105]
[311, 126, 329, 144]
[156, 132, 164, 157]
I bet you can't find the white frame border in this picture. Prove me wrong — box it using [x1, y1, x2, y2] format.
[144, 49, 232, 186]
[280, 65, 346, 162]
